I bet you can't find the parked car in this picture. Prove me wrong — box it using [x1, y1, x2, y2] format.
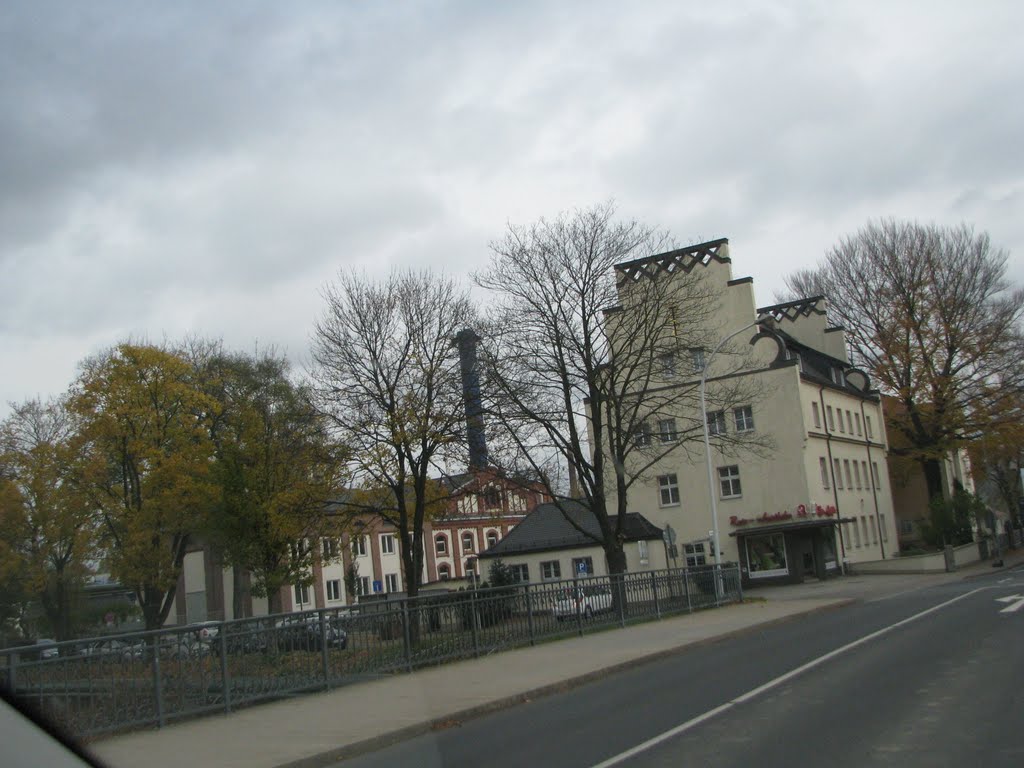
[75, 638, 145, 661]
[34, 639, 59, 660]
[160, 635, 212, 660]
[188, 621, 221, 643]
[274, 616, 347, 651]
[552, 582, 613, 620]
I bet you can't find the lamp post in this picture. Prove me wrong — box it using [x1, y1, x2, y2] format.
[699, 316, 770, 597]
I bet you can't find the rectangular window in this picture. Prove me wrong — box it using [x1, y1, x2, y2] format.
[684, 542, 706, 567]
[294, 584, 310, 606]
[837, 410, 845, 433]
[843, 460, 853, 488]
[571, 557, 594, 576]
[853, 461, 862, 489]
[819, 457, 830, 489]
[541, 560, 561, 580]
[326, 579, 341, 601]
[847, 411, 854, 435]
[358, 576, 369, 596]
[658, 474, 680, 507]
[811, 402, 821, 429]
[690, 348, 706, 373]
[322, 538, 338, 560]
[634, 422, 651, 447]
[657, 418, 678, 443]
[352, 536, 367, 557]
[385, 573, 399, 593]
[871, 462, 880, 489]
[880, 514, 888, 542]
[852, 520, 861, 547]
[746, 533, 788, 577]
[899, 519, 914, 536]
[509, 564, 529, 582]
[855, 413, 862, 435]
[861, 461, 869, 490]
[660, 353, 676, 377]
[826, 406, 835, 430]
[638, 539, 649, 564]
[834, 459, 844, 489]
[381, 534, 396, 555]
[861, 517, 869, 546]
[718, 465, 742, 498]
[866, 415, 873, 439]
[734, 406, 754, 432]
[707, 410, 727, 436]
[871, 517, 878, 544]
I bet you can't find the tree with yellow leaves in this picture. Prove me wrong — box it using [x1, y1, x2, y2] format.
[69, 344, 219, 630]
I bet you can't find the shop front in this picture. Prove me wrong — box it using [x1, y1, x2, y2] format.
[731, 508, 842, 587]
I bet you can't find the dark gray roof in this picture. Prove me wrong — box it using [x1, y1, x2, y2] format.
[478, 500, 663, 557]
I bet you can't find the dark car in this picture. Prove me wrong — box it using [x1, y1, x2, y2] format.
[275, 616, 348, 651]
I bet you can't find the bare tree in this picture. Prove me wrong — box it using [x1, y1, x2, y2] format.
[310, 270, 473, 601]
[784, 220, 1024, 500]
[475, 202, 763, 578]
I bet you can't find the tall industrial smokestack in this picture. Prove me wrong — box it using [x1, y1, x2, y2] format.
[454, 328, 488, 470]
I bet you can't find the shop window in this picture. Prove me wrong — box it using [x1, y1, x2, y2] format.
[746, 533, 788, 578]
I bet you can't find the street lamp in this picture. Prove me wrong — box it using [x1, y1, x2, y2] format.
[699, 316, 771, 596]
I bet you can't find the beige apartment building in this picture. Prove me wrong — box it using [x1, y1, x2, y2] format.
[607, 239, 896, 587]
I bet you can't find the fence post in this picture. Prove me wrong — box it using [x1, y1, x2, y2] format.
[651, 572, 660, 619]
[469, 588, 480, 657]
[319, 611, 331, 688]
[684, 570, 692, 613]
[735, 566, 743, 603]
[219, 630, 231, 714]
[525, 584, 536, 646]
[400, 600, 413, 672]
[617, 576, 626, 628]
[6, 652, 17, 693]
[151, 645, 165, 728]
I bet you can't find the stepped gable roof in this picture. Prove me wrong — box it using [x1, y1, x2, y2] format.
[479, 500, 662, 557]
[614, 238, 730, 283]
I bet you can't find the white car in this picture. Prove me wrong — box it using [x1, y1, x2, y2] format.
[552, 583, 613, 620]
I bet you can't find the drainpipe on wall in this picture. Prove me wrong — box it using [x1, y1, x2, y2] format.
[819, 386, 847, 571]
[859, 400, 886, 559]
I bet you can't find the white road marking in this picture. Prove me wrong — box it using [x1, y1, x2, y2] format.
[589, 588, 986, 768]
[995, 594, 1024, 613]
[998, 578, 1011, 583]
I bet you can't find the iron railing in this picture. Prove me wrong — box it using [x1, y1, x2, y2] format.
[0, 564, 741, 738]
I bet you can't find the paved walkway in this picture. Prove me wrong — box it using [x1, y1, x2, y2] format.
[89, 552, 1024, 768]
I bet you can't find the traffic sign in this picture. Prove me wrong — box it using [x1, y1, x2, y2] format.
[372, 580, 383, 593]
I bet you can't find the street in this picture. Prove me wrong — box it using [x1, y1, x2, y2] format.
[337, 566, 1024, 767]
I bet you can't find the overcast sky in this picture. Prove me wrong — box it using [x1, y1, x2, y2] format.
[2, 1, 1022, 417]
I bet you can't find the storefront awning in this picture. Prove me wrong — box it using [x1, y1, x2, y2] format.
[729, 518, 839, 537]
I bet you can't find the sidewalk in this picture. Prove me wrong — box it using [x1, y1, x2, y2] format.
[89, 553, 1024, 768]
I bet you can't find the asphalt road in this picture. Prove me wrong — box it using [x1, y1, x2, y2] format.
[336, 566, 1024, 768]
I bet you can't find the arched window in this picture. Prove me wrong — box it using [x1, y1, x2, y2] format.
[435, 534, 448, 555]
[486, 530, 498, 549]
[438, 563, 451, 581]
[461, 531, 475, 552]
[465, 558, 477, 576]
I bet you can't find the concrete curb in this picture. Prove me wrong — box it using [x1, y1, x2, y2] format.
[275, 598, 857, 768]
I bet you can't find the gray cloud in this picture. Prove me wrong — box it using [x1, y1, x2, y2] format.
[2, 0, 1022, 414]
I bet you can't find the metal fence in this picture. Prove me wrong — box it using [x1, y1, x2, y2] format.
[0, 564, 741, 738]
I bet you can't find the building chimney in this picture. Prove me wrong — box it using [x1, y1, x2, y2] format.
[454, 328, 488, 470]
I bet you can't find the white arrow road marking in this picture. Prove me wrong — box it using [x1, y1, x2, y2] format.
[996, 594, 1024, 613]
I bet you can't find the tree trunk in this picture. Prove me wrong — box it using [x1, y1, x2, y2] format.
[922, 457, 945, 502]
[267, 587, 282, 616]
[232, 565, 247, 620]
[605, 544, 628, 616]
